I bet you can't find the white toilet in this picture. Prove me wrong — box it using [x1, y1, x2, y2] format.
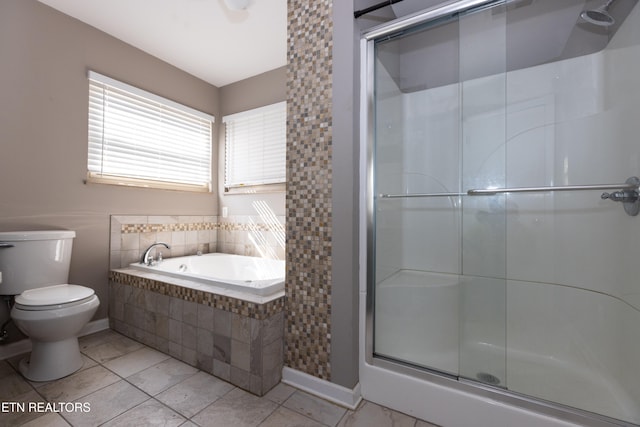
[0, 230, 99, 381]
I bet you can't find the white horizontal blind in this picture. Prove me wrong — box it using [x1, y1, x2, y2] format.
[88, 71, 213, 191]
[223, 102, 286, 189]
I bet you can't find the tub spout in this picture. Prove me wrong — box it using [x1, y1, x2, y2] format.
[140, 242, 170, 265]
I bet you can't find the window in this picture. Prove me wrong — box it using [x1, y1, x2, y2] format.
[223, 102, 286, 191]
[87, 71, 214, 192]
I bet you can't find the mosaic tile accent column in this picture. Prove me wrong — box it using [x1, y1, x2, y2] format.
[285, 0, 333, 380]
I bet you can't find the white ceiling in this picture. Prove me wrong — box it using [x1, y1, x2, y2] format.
[37, 0, 287, 87]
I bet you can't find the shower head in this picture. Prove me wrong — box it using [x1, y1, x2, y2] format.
[580, 0, 616, 27]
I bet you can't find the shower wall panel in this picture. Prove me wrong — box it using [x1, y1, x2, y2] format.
[371, 1, 640, 422]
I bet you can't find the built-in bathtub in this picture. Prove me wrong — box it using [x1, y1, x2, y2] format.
[128, 253, 285, 298]
[109, 253, 285, 396]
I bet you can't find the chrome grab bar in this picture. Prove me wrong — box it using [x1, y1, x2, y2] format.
[379, 184, 635, 199]
[0, 243, 14, 249]
[378, 176, 640, 216]
[467, 182, 637, 196]
[380, 192, 463, 198]
[380, 178, 639, 198]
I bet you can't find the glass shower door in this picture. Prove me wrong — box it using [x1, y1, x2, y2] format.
[370, 0, 640, 423]
[372, 15, 465, 376]
[457, 4, 508, 387]
[372, 5, 508, 383]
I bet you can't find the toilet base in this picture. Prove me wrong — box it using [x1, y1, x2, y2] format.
[19, 337, 84, 382]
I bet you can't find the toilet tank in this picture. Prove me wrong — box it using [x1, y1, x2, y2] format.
[0, 230, 75, 296]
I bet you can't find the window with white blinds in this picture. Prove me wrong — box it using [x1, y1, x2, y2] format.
[87, 71, 214, 192]
[223, 101, 286, 190]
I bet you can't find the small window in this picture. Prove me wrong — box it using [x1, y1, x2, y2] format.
[223, 102, 286, 191]
[87, 71, 214, 192]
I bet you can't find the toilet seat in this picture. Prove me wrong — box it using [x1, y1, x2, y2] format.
[14, 284, 96, 311]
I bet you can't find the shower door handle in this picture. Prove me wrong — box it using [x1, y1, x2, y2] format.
[466, 180, 638, 196]
[467, 176, 640, 216]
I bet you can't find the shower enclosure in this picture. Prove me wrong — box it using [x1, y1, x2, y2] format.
[361, 0, 640, 425]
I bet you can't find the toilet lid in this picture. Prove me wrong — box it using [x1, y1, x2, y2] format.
[15, 284, 95, 307]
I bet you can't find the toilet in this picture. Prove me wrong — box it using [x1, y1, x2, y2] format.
[0, 230, 99, 381]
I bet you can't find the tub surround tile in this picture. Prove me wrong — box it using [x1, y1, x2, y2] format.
[169, 319, 182, 345]
[213, 359, 231, 382]
[231, 339, 251, 371]
[197, 304, 214, 329]
[110, 216, 219, 270]
[110, 274, 285, 396]
[183, 300, 199, 326]
[213, 333, 231, 364]
[214, 308, 231, 336]
[108, 215, 285, 397]
[109, 215, 284, 272]
[181, 324, 197, 351]
[197, 327, 214, 357]
[169, 297, 183, 321]
[109, 270, 285, 319]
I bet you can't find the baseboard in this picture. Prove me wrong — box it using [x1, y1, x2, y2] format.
[281, 367, 362, 410]
[0, 318, 110, 361]
[79, 317, 110, 336]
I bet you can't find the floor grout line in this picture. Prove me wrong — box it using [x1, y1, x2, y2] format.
[1, 330, 435, 427]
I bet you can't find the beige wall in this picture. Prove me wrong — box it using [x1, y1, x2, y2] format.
[0, 0, 220, 324]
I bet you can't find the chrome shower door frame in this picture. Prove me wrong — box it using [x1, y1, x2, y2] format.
[359, 1, 634, 426]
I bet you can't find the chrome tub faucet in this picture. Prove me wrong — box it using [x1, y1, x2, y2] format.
[140, 242, 171, 265]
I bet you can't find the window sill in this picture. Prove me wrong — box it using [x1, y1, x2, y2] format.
[223, 183, 286, 195]
[85, 174, 212, 193]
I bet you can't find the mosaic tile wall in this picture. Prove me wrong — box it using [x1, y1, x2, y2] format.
[285, 0, 334, 380]
[110, 215, 284, 269]
[109, 271, 284, 395]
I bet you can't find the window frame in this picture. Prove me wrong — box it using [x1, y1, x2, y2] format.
[87, 71, 215, 193]
[222, 101, 287, 193]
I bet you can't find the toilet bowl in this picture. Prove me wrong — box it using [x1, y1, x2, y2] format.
[0, 230, 101, 382]
[11, 284, 100, 381]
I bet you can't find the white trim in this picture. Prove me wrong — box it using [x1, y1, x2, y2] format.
[88, 70, 215, 122]
[0, 318, 110, 360]
[0, 337, 32, 361]
[79, 317, 110, 337]
[222, 101, 286, 123]
[281, 367, 362, 410]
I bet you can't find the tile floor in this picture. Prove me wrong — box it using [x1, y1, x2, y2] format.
[0, 329, 440, 427]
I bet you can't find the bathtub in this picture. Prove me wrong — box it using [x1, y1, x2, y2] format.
[128, 253, 285, 297]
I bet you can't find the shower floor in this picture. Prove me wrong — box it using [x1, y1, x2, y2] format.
[374, 270, 640, 424]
